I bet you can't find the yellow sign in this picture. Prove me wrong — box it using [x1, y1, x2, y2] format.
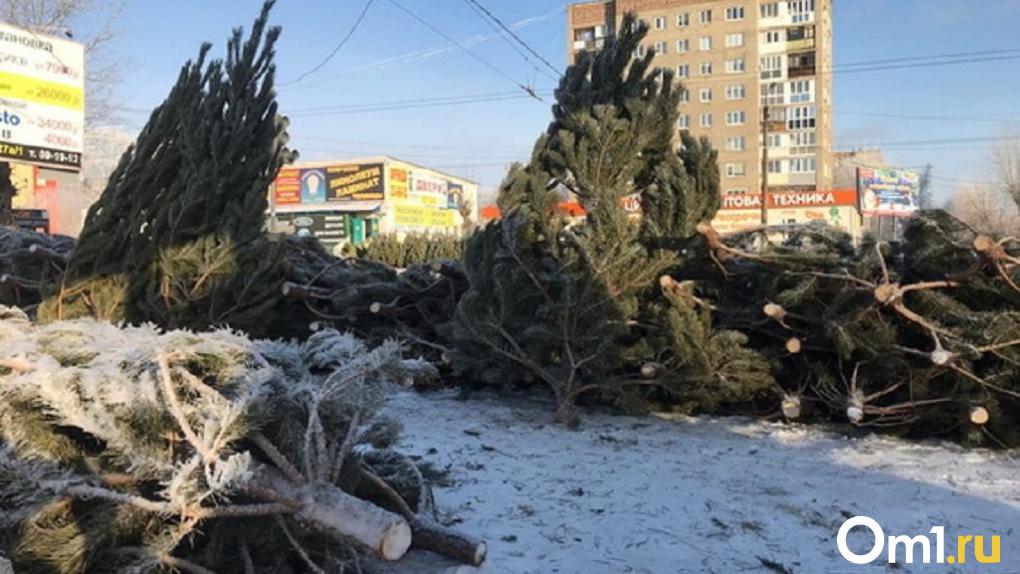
[390, 168, 409, 199]
[0, 71, 83, 111]
[393, 203, 456, 229]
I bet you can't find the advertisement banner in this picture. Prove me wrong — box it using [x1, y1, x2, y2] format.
[447, 182, 463, 210]
[858, 168, 920, 217]
[275, 211, 348, 248]
[274, 168, 301, 205]
[393, 203, 456, 229]
[389, 167, 409, 200]
[712, 209, 762, 233]
[0, 24, 85, 170]
[768, 189, 857, 209]
[327, 163, 384, 201]
[410, 172, 449, 207]
[720, 194, 763, 210]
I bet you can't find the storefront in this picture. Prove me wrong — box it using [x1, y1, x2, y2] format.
[269, 156, 479, 254]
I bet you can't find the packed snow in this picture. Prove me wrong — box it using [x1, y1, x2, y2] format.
[383, 390, 1019, 574]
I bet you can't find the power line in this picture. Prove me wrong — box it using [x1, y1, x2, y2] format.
[839, 134, 1020, 150]
[463, 0, 560, 77]
[288, 91, 554, 117]
[281, 0, 375, 86]
[838, 48, 1020, 69]
[386, 0, 543, 101]
[837, 110, 1020, 124]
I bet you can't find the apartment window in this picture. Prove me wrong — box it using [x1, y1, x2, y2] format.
[700, 62, 713, 76]
[700, 9, 712, 24]
[726, 162, 746, 177]
[725, 136, 746, 151]
[789, 79, 814, 103]
[725, 33, 744, 48]
[699, 36, 712, 51]
[699, 87, 713, 102]
[761, 55, 783, 79]
[677, 114, 690, 129]
[790, 157, 816, 173]
[788, 105, 816, 130]
[790, 130, 817, 153]
[677, 13, 690, 27]
[761, 82, 784, 105]
[725, 6, 745, 21]
[676, 39, 690, 53]
[760, 3, 780, 18]
[634, 45, 647, 59]
[790, 0, 816, 23]
[725, 58, 745, 73]
[768, 159, 784, 174]
[655, 16, 667, 29]
[725, 111, 747, 126]
[764, 30, 783, 44]
[678, 88, 690, 103]
[675, 64, 689, 79]
[766, 133, 783, 148]
[725, 188, 748, 195]
[654, 41, 667, 55]
[725, 84, 746, 100]
[700, 113, 713, 128]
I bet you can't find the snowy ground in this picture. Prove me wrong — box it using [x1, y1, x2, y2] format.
[382, 390, 1020, 574]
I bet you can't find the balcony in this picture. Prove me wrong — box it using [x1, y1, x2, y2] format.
[788, 64, 816, 77]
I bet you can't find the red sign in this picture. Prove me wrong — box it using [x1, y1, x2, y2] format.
[720, 194, 762, 210]
[767, 189, 857, 209]
[274, 167, 301, 205]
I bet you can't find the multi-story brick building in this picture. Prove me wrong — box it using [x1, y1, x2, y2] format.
[567, 0, 834, 230]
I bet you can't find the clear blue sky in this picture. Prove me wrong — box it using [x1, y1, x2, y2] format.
[110, 0, 1020, 204]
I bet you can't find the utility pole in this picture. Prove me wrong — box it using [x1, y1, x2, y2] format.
[760, 104, 770, 225]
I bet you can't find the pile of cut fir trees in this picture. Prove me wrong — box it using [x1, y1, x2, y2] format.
[0, 3, 487, 572]
[429, 14, 1020, 445]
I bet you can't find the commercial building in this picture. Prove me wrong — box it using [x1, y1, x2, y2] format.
[567, 0, 834, 232]
[269, 156, 479, 254]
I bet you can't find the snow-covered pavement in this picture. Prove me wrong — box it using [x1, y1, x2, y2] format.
[383, 390, 1019, 574]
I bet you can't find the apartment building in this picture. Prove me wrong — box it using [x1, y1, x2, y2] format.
[567, 0, 834, 229]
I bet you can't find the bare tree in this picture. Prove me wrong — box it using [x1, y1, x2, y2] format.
[1, 0, 128, 125]
[989, 134, 1020, 211]
[947, 182, 1020, 236]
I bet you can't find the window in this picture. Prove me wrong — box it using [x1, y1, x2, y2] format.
[764, 30, 783, 44]
[654, 41, 667, 55]
[766, 133, 783, 148]
[725, 58, 745, 73]
[676, 39, 690, 53]
[725, 33, 744, 47]
[700, 113, 713, 128]
[699, 36, 712, 51]
[768, 159, 783, 174]
[725, 84, 746, 100]
[677, 13, 690, 27]
[725, 6, 745, 21]
[761, 55, 783, 79]
[634, 45, 647, 59]
[725, 188, 748, 195]
[677, 114, 690, 129]
[655, 16, 667, 29]
[760, 3, 780, 18]
[790, 130, 817, 153]
[790, 157, 816, 173]
[678, 88, 690, 103]
[788, 105, 816, 130]
[789, 0, 816, 23]
[700, 9, 712, 24]
[761, 82, 784, 105]
[725, 136, 746, 151]
[726, 163, 746, 177]
[725, 111, 747, 126]
[700, 62, 713, 76]
[789, 79, 813, 103]
[677, 64, 690, 78]
[700, 87, 713, 102]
